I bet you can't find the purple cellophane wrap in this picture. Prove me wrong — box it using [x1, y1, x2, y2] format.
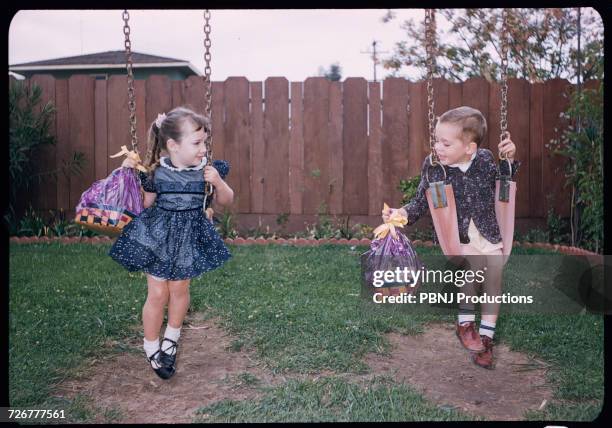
[362, 231, 424, 292]
[75, 167, 144, 216]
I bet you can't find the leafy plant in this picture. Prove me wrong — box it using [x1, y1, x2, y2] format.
[216, 210, 238, 239]
[549, 82, 603, 252]
[8, 80, 86, 223]
[398, 175, 421, 206]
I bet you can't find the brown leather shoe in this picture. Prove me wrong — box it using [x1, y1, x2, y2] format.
[455, 321, 485, 352]
[471, 335, 495, 369]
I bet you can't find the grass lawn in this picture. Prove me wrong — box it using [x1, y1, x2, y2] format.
[9, 243, 604, 422]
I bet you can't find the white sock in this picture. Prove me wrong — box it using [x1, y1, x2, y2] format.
[143, 337, 161, 369]
[161, 325, 181, 356]
[479, 320, 496, 339]
[458, 312, 476, 325]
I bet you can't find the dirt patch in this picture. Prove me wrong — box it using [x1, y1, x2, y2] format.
[53, 314, 286, 423]
[53, 316, 554, 422]
[362, 323, 553, 420]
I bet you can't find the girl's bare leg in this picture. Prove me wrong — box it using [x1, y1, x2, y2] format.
[167, 279, 191, 329]
[143, 274, 170, 340]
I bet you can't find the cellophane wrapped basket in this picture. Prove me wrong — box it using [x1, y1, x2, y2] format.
[74, 167, 144, 236]
[362, 207, 423, 297]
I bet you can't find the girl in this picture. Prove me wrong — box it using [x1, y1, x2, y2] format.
[109, 106, 233, 379]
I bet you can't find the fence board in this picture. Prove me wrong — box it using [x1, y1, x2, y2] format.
[211, 81, 225, 165]
[407, 81, 427, 181]
[224, 77, 251, 213]
[263, 77, 290, 214]
[507, 79, 531, 217]
[107, 75, 130, 171]
[367, 81, 383, 215]
[343, 78, 368, 215]
[30, 75, 57, 211]
[289, 82, 304, 214]
[94, 79, 108, 181]
[529, 82, 545, 218]
[382, 78, 410, 208]
[250, 82, 264, 213]
[302, 77, 330, 214]
[542, 79, 571, 217]
[68, 75, 95, 209]
[328, 81, 343, 214]
[54, 79, 71, 212]
[145, 75, 172, 142]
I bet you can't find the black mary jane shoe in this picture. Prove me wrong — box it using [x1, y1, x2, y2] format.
[160, 338, 178, 370]
[147, 348, 175, 379]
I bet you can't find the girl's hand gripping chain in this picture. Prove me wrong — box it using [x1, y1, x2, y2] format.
[203, 165, 221, 221]
[111, 145, 148, 172]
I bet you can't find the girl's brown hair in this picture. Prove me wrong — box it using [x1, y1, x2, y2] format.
[144, 106, 211, 172]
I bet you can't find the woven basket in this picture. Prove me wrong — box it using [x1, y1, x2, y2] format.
[75, 203, 137, 237]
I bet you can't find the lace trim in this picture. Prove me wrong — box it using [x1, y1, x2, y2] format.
[160, 156, 207, 172]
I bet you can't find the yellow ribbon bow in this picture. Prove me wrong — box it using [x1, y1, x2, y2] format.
[109, 145, 148, 173]
[373, 203, 408, 240]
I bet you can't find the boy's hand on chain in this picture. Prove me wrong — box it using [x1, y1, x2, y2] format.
[498, 131, 516, 161]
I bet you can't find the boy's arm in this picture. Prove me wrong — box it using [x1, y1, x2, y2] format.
[400, 158, 430, 225]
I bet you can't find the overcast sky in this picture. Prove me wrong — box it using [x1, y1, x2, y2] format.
[9, 9, 428, 81]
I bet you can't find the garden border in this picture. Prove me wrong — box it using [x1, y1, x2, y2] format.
[9, 236, 601, 257]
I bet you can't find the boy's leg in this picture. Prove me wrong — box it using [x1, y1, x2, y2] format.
[455, 245, 485, 352]
[479, 249, 504, 338]
[472, 248, 504, 369]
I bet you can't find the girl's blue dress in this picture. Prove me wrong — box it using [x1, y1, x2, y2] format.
[109, 156, 231, 280]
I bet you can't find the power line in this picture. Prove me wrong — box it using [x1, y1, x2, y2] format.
[360, 40, 389, 82]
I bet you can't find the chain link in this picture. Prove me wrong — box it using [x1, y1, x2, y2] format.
[499, 8, 510, 158]
[122, 10, 139, 154]
[425, 9, 438, 164]
[203, 9, 214, 196]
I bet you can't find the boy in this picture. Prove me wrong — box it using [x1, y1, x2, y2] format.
[383, 106, 519, 368]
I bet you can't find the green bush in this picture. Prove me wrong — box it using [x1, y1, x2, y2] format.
[550, 82, 603, 252]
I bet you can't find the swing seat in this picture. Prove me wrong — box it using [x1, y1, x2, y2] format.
[495, 178, 517, 264]
[424, 157, 462, 257]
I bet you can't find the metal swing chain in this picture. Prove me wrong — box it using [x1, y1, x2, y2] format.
[425, 9, 438, 164]
[499, 8, 510, 160]
[122, 10, 139, 155]
[202, 9, 214, 205]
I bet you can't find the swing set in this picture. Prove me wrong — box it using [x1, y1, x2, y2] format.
[421, 9, 516, 261]
[75, 10, 216, 235]
[74, 9, 517, 250]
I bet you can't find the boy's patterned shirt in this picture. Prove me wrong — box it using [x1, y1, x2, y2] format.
[401, 148, 520, 244]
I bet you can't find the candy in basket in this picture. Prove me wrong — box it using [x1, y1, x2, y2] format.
[361, 203, 423, 297]
[74, 146, 146, 236]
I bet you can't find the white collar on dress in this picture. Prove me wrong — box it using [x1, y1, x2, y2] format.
[159, 156, 207, 172]
[449, 151, 477, 173]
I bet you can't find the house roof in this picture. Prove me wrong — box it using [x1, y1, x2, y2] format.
[9, 50, 201, 75]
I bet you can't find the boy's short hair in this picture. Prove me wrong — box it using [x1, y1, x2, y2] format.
[438, 106, 487, 146]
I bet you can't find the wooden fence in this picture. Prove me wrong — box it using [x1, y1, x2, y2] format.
[14, 75, 598, 222]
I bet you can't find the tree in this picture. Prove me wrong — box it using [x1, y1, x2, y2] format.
[319, 62, 343, 81]
[382, 8, 603, 83]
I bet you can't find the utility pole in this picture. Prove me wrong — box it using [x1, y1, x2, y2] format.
[361, 40, 389, 82]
